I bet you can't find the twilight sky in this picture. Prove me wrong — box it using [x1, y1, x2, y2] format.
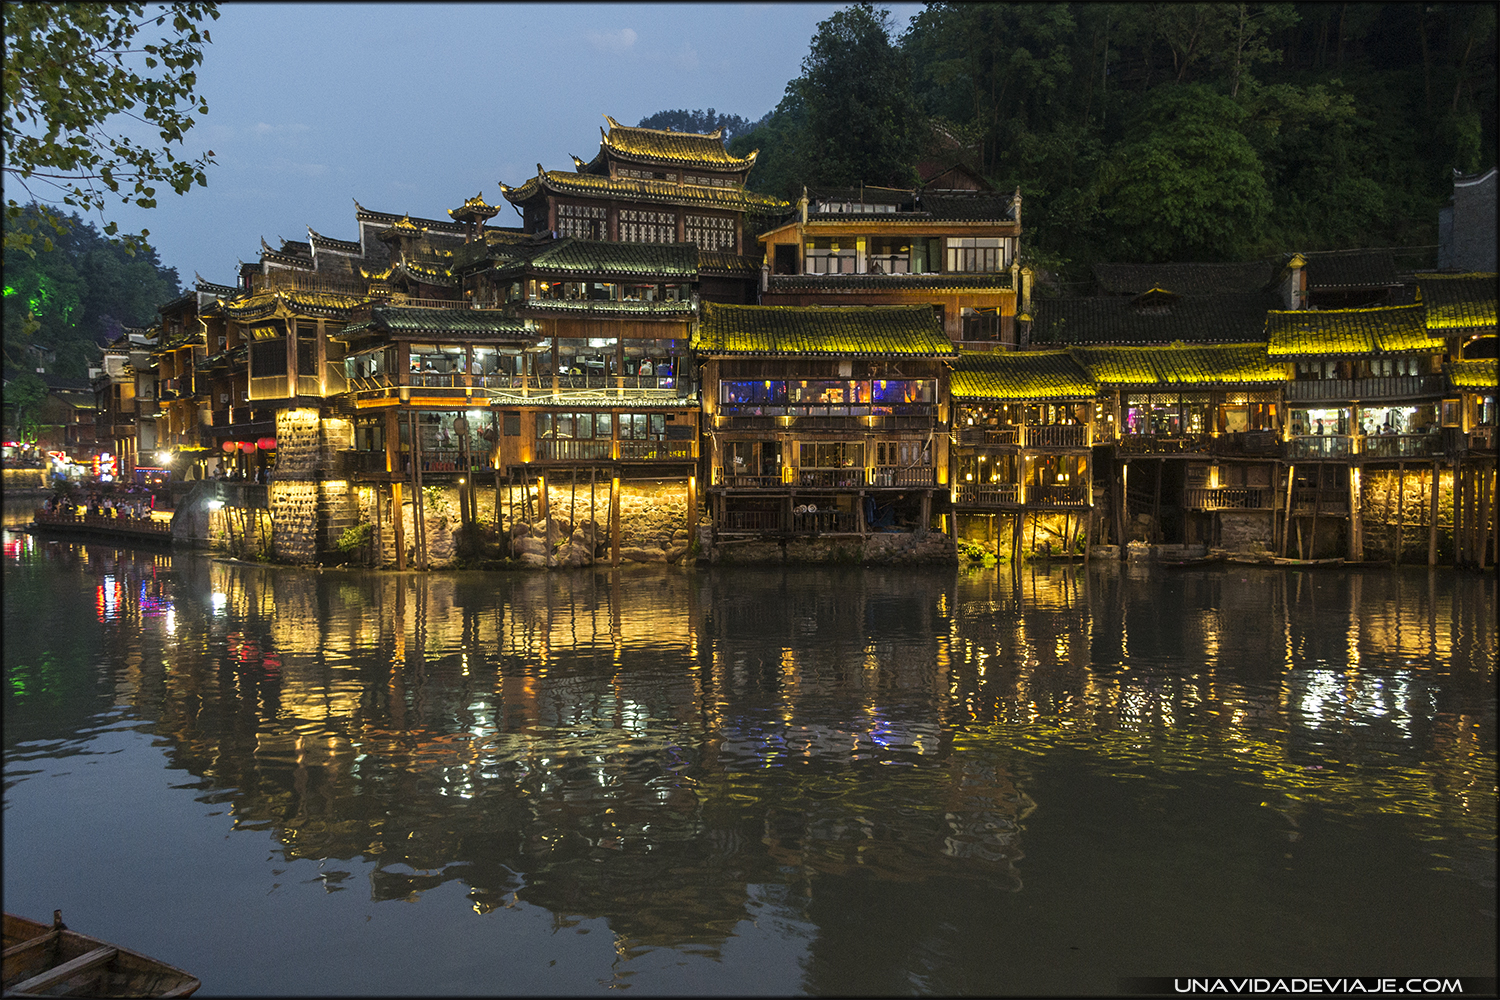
[92, 2, 924, 288]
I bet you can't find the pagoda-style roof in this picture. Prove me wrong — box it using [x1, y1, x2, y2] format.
[1303, 249, 1399, 290]
[338, 305, 532, 340]
[308, 228, 361, 254]
[1092, 259, 1278, 295]
[1265, 305, 1443, 357]
[448, 193, 501, 223]
[501, 168, 787, 215]
[1070, 343, 1285, 387]
[1417, 273, 1498, 330]
[1030, 291, 1277, 345]
[488, 237, 700, 281]
[950, 350, 1095, 401]
[919, 192, 1020, 222]
[523, 299, 696, 319]
[697, 250, 763, 276]
[593, 115, 756, 173]
[259, 238, 314, 270]
[1445, 358, 1497, 390]
[354, 200, 470, 237]
[693, 303, 955, 357]
[223, 289, 369, 322]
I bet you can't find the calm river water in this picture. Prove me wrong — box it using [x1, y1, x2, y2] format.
[3, 505, 1495, 995]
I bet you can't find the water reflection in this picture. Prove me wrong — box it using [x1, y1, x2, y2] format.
[3, 521, 1495, 986]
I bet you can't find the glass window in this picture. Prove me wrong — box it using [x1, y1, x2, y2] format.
[946, 237, 1005, 272]
[619, 209, 675, 243]
[804, 238, 857, 274]
[685, 214, 734, 251]
[557, 203, 605, 240]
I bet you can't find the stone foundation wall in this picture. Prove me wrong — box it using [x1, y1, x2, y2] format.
[1218, 510, 1276, 551]
[208, 505, 274, 559]
[269, 480, 319, 563]
[1358, 466, 1454, 562]
[712, 530, 956, 565]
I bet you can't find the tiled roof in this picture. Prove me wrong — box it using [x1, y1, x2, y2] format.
[1265, 305, 1443, 356]
[521, 238, 700, 279]
[1092, 259, 1278, 295]
[919, 192, 1018, 222]
[1417, 273, 1497, 330]
[524, 299, 695, 318]
[340, 305, 532, 338]
[223, 289, 368, 322]
[1030, 291, 1277, 344]
[600, 116, 755, 171]
[1446, 359, 1497, 390]
[502, 169, 787, 214]
[1070, 343, 1284, 386]
[259, 238, 313, 270]
[768, 273, 1013, 293]
[698, 250, 763, 275]
[693, 303, 955, 357]
[447, 194, 501, 221]
[950, 350, 1095, 400]
[446, 231, 544, 272]
[353, 200, 468, 236]
[394, 258, 457, 286]
[308, 229, 361, 254]
[1302, 249, 1398, 289]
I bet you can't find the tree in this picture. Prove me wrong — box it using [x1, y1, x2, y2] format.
[3, 372, 49, 445]
[794, 3, 926, 188]
[637, 108, 755, 141]
[1099, 85, 1272, 261]
[3, 2, 220, 257]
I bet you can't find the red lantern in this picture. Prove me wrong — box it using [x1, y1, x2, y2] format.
[240, 440, 258, 453]
[257, 437, 277, 451]
[221, 441, 237, 453]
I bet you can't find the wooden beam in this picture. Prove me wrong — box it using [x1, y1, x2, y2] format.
[7, 946, 117, 995]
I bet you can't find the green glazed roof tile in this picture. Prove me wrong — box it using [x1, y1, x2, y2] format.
[1417, 273, 1498, 330]
[1070, 343, 1283, 386]
[1265, 305, 1441, 356]
[528, 238, 699, 278]
[600, 117, 756, 171]
[1446, 358, 1497, 390]
[693, 303, 955, 357]
[950, 350, 1095, 400]
[340, 305, 532, 338]
[503, 170, 787, 214]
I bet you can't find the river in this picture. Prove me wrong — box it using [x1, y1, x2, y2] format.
[3, 504, 1494, 995]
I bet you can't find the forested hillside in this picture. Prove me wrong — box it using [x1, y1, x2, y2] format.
[721, 2, 1496, 279]
[3, 205, 183, 379]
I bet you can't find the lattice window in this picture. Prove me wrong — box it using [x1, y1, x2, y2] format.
[619, 209, 676, 243]
[557, 203, 606, 240]
[684, 173, 735, 188]
[685, 214, 734, 251]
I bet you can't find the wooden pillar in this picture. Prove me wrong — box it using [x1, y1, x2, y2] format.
[1453, 463, 1464, 568]
[1393, 461, 1405, 565]
[1114, 461, 1127, 550]
[610, 475, 622, 566]
[919, 490, 931, 537]
[1281, 463, 1296, 557]
[1427, 463, 1439, 567]
[1152, 459, 1163, 543]
[1349, 463, 1363, 562]
[541, 472, 552, 564]
[392, 481, 406, 571]
[688, 473, 699, 540]
[1479, 463, 1492, 572]
[410, 410, 427, 571]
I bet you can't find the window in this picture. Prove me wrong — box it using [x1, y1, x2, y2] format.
[537, 412, 612, 439]
[618, 167, 670, 181]
[805, 238, 856, 274]
[875, 441, 929, 466]
[503, 412, 521, 437]
[558, 203, 606, 240]
[800, 442, 863, 468]
[721, 380, 788, 412]
[619, 209, 675, 243]
[685, 214, 734, 251]
[960, 307, 1003, 341]
[619, 413, 665, 440]
[866, 237, 911, 274]
[685, 173, 735, 188]
[946, 237, 1005, 272]
[250, 339, 287, 378]
[296, 337, 317, 376]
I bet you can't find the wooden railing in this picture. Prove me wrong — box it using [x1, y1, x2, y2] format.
[1287, 435, 1351, 459]
[1184, 487, 1275, 510]
[618, 439, 695, 461]
[1117, 434, 1212, 455]
[795, 468, 867, 488]
[34, 508, 173, 536]
[722, 510, 782, 532]
[869, 466, 935, 487]
[952, 484, 1021, 506]
[718, 473, 785, 489]
[534, 439, 613, 462]
[791, 508, 860, 533]
[1358, 432, 1443, 459]
[957, 426, 1020, 447]
[1027, 484, 1089, 506]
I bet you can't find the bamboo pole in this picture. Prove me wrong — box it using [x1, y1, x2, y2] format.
[1281, 463, 1296, 557]
[1453, 463, 1464, 568]
[1479, 464, 1491, 571]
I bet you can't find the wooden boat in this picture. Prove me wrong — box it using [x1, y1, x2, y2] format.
[1160, 554, 1224, 568]
[3, 911, 199, 997]
[1271, 556, 1345, 567]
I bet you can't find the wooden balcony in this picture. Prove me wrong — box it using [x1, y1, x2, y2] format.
[952, 484, 1021, 506]
[794, 468, 866, 488]
[957, 426, 1020, 447]
[1287, 435, 1351, 460]
[1024, 425, 1091, 449]
[534, 439, 613, 462]
[1357, 432, 1443, 459]
[1286, 375, 1443, 402]
[1210, 431, 1282, 457]
[1026, 484, 1089, 506]
[1117, 434, 1212, 456]
[717, 473, 785, 489]
[869, 466, 935, 487]
[1184, 487, 1276, 510]
[617, 439, 695, 461]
